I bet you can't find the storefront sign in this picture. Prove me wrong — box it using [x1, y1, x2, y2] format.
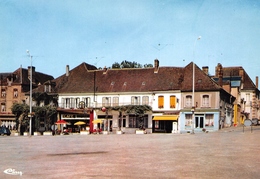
[62, 114, 76, 118]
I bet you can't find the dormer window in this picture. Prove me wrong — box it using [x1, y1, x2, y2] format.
[44, 85, 51, 93]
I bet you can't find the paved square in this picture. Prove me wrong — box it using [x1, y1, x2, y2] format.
[1, 126, 260, 179]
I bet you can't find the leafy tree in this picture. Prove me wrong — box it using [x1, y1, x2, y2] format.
[112, 60, 143, 69]
[11, 103, 29, 134]
[144, 63, 153, 68]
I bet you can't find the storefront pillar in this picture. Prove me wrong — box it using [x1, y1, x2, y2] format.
[90, 110, 94, 133]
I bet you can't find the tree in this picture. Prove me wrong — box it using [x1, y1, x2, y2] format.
[111, 60, 143, 69]
[144, 64, 153, 68]
[11, 103, 57, 134]
[11, 103, 29, 134]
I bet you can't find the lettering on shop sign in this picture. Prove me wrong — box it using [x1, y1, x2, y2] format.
[3, 168, 22, 176]
[62, 114, 76, 118]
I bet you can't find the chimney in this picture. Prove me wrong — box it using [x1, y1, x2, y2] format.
[154, 59, 159, 73]
[239, 67, 244, 83]
[256, 76, 258, 89]
[20, 65, 23, 83]
[202, 66, 209, 75]
[66, 65, 69, 76]
[216, 63, 223, 87]
[103, 66, 108, 74]
[28, 66, 35, 83]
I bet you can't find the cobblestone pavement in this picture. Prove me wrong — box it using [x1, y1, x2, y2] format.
[0, 126, 260, 179]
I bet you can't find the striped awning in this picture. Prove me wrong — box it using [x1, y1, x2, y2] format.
[153, 115, 178, 121]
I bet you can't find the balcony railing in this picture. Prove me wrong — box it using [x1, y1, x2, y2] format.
[58, 102, 153, 109]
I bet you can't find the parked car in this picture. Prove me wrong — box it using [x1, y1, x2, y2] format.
[0, 126, 11, 136]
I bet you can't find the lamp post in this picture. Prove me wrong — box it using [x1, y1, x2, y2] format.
[191, 36, 201, 134]
[27, 50, 33, 136]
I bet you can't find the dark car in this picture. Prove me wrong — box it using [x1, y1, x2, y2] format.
[0, 126, 11, 136]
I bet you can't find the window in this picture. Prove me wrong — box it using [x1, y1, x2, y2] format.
[75, 98, 80, 108]
[170, 95, 176, 108]
[84, 97, 91, 107]
[13, 89, 18, 98]
[131, 96, 140, 105]
[129, 115, 148, 128]
[185, 95, 192, 107]
[113, 97, 119, 106]
[142, 96, 149, 105]
[66, 98, 71, 108]
[1, 89, 6, 97]
[44, 85, 51, 92]
[185, 114, 192, 126]
[202, 95, 209, 107]
[1, 103, 6, 112]
[205, 114, 214, 126]
[158, 96, 164, 108]
[102, 97, 111, 106]
[118, 115, 126, 128]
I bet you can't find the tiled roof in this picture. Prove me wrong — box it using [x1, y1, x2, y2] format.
[51, 62, 222, 94]
[0, 67, 54, 92]
[219, 66, 256, 90]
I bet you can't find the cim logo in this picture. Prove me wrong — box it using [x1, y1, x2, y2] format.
[3, 168, 22, 176]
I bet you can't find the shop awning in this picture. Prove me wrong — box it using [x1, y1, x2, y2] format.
[92, 119, 104, 124]
[153, 115, 178, 121]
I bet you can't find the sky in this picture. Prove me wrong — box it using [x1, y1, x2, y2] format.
[1, 0, 260, 82]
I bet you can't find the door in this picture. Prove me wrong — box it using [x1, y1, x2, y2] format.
[195, 116, 204, 128]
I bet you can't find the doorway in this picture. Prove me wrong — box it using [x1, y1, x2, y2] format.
[195, 116, 204, 128]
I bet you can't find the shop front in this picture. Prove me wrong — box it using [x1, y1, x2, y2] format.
[152, 115, 179, 133]
[61, 114, 90, 133]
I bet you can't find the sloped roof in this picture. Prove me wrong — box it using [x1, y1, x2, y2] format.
[51, 62, 222, 94]
[219, 66, 256, 90]
[0, 67, 54, 91]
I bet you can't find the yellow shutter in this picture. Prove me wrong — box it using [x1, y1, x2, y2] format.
[158, 96, 164, 108]
[170, 96, 176, 108]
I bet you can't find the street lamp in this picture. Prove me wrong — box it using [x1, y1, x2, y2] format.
[27, 50, 33, 136]
[191, 36, 201, 134]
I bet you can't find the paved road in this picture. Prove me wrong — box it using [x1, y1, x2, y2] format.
[0, 126, 260, 179]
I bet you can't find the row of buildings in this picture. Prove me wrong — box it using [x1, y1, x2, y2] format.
[0, 59, 259, 134]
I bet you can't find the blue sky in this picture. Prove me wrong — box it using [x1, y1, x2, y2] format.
[1, 0, 260, 82]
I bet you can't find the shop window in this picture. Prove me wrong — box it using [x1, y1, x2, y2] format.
[118, 115, 126, 128]
[142, 96, 149, 105]
[205, 114, 214, 126]
[185, 114, 192, 126]
[129, 115, 148, 128]
[155, 120, 159, 129]
[170, 95, 176, 108]
[158, 96, 164, 108]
